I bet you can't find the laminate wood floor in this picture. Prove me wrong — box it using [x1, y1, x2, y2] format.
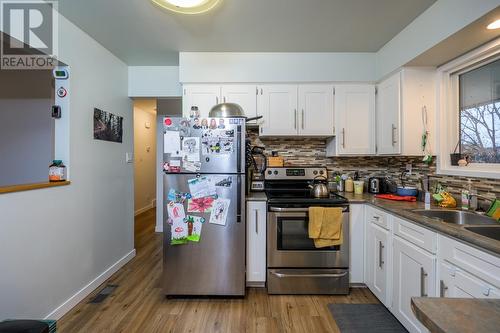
[58, 209, 379, 333]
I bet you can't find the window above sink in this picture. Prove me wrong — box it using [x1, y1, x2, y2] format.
[437, 38, 500, 179]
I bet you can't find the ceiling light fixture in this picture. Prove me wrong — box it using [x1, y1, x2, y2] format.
[151, 0, 220, 14]
[487, 19, 500, 30]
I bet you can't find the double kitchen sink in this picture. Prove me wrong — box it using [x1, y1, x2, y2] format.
[411, 209, 500, 241]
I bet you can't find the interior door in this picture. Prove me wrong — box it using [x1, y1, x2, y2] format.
[298, 84, 334, 136]
[335, 84, 376, 155]
[377, 72, 401, 155]
[183, 84, 221, 118]
[163, 173, 245, 296]
[258, 85, 298, 136]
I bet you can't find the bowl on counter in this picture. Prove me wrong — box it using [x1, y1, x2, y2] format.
[396, 186, 418, 197]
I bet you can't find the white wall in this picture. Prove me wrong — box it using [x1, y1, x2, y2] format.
[0, 99, 54, 186]
[133, 103, 157, 215]
[375, 0, 500, 79]
[128, 66, 182, 97]
[179, 52, 377, 83]
[0, 14, 134, 320]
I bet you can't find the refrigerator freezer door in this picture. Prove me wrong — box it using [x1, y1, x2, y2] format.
[163, 117, 245, 174]
[162, 173, 246, 296]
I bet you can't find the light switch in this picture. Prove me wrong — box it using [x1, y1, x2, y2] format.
[126, 152, 134, 163]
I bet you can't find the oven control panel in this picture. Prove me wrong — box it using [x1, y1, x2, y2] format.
[264, 167, 327, 180]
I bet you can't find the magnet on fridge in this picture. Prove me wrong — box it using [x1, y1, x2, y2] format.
[164, 118, 173, 126]
[57, 87, 67, 98]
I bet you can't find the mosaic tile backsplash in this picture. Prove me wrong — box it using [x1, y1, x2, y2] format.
[248, 130, 500, 207]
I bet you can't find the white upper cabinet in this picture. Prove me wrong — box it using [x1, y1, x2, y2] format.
[258, 85, 298, 136]
[376, 68, 436, 156]
[335, 84, 376, 155]
[298, 84, 334, 136]
[221, 84, 258, 120]
[183, 84, 221, 118]
[377, 72, 401, 155]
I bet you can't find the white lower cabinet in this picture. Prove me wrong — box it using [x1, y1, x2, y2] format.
[246, 201, 267, 286]
[366, 222, 390, 306]
[439, 261, 500, 298]
[349, 204, 365, 284]
[392, 235, 436, 333]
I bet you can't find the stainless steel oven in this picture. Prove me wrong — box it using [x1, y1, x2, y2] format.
[267, 205, 350, 294]
[264, 167, 350, 295]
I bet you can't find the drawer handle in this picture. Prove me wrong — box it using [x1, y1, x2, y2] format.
[255, 209, 258, 234]
[270, 271, 348, 278]
[420, 267, 428, 297]
[378, 241, 384, 268]
[440, 280, 448, 297]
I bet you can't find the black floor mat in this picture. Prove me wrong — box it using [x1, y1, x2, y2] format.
[328, 303, 407, 333]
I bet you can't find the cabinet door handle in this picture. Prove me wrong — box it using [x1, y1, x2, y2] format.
[391, 124, 397, 146]
[341, 128, 346, 148]
[294, 109, 297, 129]
[420, 267, 428, 297]
[255, 210, 258, 234]
[223, 96, 226, 103]
[301, 109, 305, 129]
[378, 241, 384, 268]
[440, 280, 448, 297]
[260, 88, 263, 95]
[216, 96, 219, 104]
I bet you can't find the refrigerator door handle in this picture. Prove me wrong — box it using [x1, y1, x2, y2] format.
[236, 125, 242, 173]
[237, 176, 241, 223]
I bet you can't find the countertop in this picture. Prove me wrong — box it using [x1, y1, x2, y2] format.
[411, 297, 500, 333]
[341, 192, 500, 256]
[245, 191, 268, 201]
[245, 190, 500, 256]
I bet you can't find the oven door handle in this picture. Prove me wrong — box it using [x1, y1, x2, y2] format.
[269, 207, 348, 213]
[269, 207, 310, 212]
[270, 271, 348, 278]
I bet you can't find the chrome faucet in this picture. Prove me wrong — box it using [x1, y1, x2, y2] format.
[469, 193, 495, 211]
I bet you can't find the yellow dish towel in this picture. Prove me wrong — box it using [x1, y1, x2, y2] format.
[308, 207, 343, 248]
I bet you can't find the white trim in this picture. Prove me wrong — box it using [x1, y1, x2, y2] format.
[436, 38, 500, 179]
[44, 249, 136, 320]
[134, 200, 156, 216]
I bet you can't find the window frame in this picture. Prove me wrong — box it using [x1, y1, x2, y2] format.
[437, 38, 500, 179]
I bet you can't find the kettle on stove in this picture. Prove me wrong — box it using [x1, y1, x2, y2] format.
[309, 176, 330, 198]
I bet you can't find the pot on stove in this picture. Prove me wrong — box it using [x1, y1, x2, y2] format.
[308, 176, 330, 198]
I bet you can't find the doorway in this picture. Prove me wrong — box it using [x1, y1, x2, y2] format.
[133, 99, 157, 217]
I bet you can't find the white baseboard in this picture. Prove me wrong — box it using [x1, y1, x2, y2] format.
[44, 249, 136, 320]
[135, 199, 157, 216]
[155, 224, 163, 233]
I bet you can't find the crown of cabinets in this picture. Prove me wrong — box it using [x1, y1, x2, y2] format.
[182, 83, 335, 136]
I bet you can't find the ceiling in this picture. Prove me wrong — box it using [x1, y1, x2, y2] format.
[58, 0, 436, 66]
[407, 6, 500, 67]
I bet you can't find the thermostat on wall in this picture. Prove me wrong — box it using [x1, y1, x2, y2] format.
[53, 68, 69, 80]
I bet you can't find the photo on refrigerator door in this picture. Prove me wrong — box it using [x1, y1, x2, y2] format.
[201, 129, 235, 155]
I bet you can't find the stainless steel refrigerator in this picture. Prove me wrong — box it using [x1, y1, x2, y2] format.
[162, 116, 246, 296]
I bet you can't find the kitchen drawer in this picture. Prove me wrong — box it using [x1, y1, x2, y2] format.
[366, 206, 390, 230]
[267, 269, 349, 295]
[393, 216, 437, 254]
[439, 235, 500, 289]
